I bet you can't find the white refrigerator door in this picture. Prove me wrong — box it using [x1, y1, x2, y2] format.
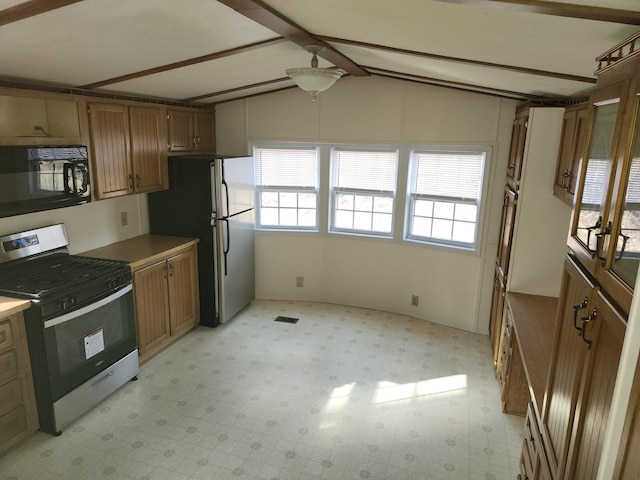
[218, 208, 255, 323]
[220, 156, 254, 216]
[212, 157, 255, 324]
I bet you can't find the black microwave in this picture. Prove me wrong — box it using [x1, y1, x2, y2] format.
[0, 146, 91, 218]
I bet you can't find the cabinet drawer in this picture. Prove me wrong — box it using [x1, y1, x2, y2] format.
[0, 378, 23, 416]
[0, 318, 15, 353]
[0, 348, 19, 385]
[0, 404, 27, 448]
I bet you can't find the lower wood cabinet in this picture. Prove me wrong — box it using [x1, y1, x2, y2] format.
[497, 302, 529, 415]
[542, 254, 626, 480]
[81, 235, 201, 365]
[0, 310, 38, 454]
[520, 402, 552, 480]
[133, 245, 199, 362]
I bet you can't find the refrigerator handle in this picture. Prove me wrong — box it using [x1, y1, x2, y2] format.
[221, 160, 230, 218]
[221, 218, 230, 276]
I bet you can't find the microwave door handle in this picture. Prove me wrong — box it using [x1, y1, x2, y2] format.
[79, 164, 89, 194]
[63, 163, 76, 195]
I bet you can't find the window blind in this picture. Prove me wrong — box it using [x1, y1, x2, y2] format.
[410, 151, 485, 200]
[331, 149, 398, 192]
[255, 147, 318, 188]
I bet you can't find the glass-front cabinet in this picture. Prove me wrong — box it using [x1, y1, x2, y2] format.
[569, 78, 640, 314]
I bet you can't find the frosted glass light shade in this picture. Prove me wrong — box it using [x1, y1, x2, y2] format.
[285, 67, 345, 100]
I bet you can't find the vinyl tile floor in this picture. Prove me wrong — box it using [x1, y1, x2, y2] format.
[0, 300, 525, 480]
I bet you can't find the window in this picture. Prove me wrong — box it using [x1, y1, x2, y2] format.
[330, 148, 398, 236]
[254, 147, 319, 230]
[406, 148, 489, 250]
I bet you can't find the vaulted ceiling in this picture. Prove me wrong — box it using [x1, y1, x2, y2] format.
[0, 0, 638, 106]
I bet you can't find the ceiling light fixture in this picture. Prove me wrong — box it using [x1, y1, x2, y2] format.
[286, 45, 345, 101]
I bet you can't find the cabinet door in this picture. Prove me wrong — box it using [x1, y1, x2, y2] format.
[569, 82, 628, 275]
[507, 112, 528, 190]
[496, 185, 518, 281]
[168, 109, 194, 151]
[194, 111, 214, 151]
[133, 260, 171, 358]
[542, 255, 596, 479]
[129, 106, 168, 193]
[490, 270, 506, 367]
[563, 291, 626, 480]
[167, 248, 199, 337]
[87, 103, 132, 199]
[554, 104, 590, 205]
[600, 83, 640, 314]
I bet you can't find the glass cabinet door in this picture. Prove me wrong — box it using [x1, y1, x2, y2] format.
[570, 82, 628, 274]
[611, 95, 640, 290]
[574, 102, 619, 253]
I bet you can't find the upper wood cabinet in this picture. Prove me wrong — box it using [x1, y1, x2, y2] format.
[554, 102, 590, 206]
[506, 109, 528, 191]
[167, 109, 215, 152]
[568, 71, 640, 315]
[0, 92, 81, 145]
[88, 103, 168, 199]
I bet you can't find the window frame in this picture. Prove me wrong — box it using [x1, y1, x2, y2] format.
[253, 145, 320, 232]
[329, 147, 399, 238]
[404, 146, 491, 253]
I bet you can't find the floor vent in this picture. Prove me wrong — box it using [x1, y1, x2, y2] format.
[274, 316, 299, 324]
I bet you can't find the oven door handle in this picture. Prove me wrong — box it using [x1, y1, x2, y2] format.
[44, 284, 132, 329]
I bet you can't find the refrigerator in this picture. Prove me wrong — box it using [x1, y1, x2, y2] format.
[147, 155, 255, 327]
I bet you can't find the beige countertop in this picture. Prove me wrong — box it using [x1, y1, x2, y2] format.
[0, 296, 31, 318]
[81, 234, 199, 270]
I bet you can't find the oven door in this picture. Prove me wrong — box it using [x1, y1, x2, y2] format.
[43, 284, 136, 401]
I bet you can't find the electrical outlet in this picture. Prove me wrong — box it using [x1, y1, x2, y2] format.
[411, 295, 419, 307]
[120, 211, 128, 226]
[296, 276, 304, 288]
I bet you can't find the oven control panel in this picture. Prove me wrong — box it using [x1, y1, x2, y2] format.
[3, 234, 39, 252]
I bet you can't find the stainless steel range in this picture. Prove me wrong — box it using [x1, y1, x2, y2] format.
[0, 224, 138, 435]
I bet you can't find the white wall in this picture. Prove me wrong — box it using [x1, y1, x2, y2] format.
[217, 76, 519, 333]
[0, 194, 149, 254]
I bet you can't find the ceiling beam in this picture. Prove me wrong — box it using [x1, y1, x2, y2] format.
[433, 0, 640, 25]
[320, 36, 596, 85]
[182, 76, 291, 102]
[364, 66, 545, 100]
[81, 37, 286, 89]
[0, 0, 82, 27]
[216, 0, 369, 76]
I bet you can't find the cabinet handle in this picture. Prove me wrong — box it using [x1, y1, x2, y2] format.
[573, 297, 588, 331]
[163, 264, 168, 279]
[596, 221, 612, 266]
[561, 169, 571, 190]
[169, 263, 174, 277]
[135, 174, 140, 188]
[128, 174, 134, 189]
[617, 232, 630, 260]
[584, 216, 602, 257]
[580, 308, 597, 349]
